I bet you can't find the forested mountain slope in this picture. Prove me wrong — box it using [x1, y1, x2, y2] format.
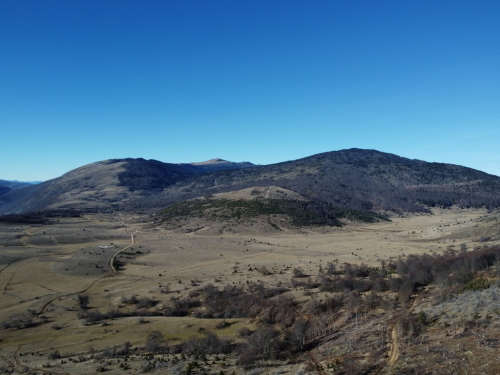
[149, 149, 500, 213]
[1, 149, 499, 215]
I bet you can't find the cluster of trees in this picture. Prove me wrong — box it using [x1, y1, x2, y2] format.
[0, 212, 49, 224]
[189, 283, 290, 320]
[318, 262, 398, 294]
[78, 307, 164, 325]
[394, 245, 500, 301]
[160, 198, 387, 229]
[0, 208, 87, 224]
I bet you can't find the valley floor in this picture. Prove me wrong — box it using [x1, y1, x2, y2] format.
[0, 208, 499, 374]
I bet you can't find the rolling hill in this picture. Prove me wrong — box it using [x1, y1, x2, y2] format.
[0, 158, 254, 214]
[0, 179, 36, 197]
[148, 149, 500, 213]
[1, 149, 499, 215]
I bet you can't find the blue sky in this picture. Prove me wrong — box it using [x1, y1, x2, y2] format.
[1, 0, 499, 181]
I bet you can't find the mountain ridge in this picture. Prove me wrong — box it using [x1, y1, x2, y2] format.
[0, 179, 37, 198]
[1, 149, 499, 215]
[147, 148, 500, 213]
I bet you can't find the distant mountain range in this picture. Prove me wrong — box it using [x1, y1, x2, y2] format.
[3, 180, 42, 184]
[183, 158, 255, 173]
[1, 149, 499, 216]
[0, 180, 40, 197]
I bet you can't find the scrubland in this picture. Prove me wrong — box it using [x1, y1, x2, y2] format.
[0, 207, 499, 374]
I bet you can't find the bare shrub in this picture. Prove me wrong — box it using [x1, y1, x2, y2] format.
[48, 350, 60, 360]
[373, 277, 388, 292]
[182, 332, 231, 354]
[145, 330, 165, 353]
[293, 268, 306, 278]
[237, 327, 253, 337]
[78, 294, 89, 310]
[399, 313, 424, 339]
[247, 324, 280, 360]
[160, 285, 171, 294]
[345, 291, 362, 315]
[365, 291, 381, 310]
[259, 266, 271, 275]
[326, 261, 336, 275]
[136, 297, 158, 309]
[289, 317, 308, 352]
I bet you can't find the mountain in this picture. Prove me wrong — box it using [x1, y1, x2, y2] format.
[0, 158, 254, 214]
[0, 180, 37, 197]
[116, 158, 255, 191]
[184, 159, 255, 173]
[4, 180, 42, 184]
[148, 149, 500, 213]
[1, 149, 499, 215]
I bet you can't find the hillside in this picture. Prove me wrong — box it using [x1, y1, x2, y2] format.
[0, 179, 34, 196]
[0, 158, 254, 215]
[158, 198, 388, 234]
[184, 158, 255, 173]
[149, 149, 500, 213]
[1, 149, 500, 215]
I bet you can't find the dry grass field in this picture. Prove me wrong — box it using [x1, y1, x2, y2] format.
[0, 207, 499, 374]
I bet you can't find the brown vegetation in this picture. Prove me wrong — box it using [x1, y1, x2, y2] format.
[1, 208, 500, 374]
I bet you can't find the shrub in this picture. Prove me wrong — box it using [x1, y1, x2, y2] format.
[460, 278, 491, 293]
[78, 294, 89, 310]
[48, 350, 60, 360]
[145, 330, 165, 353]
[292, 268, 306, 278]
[237, 327, 253, 337]
[182, 332, 231, 355]
[259, 266, 271, 275]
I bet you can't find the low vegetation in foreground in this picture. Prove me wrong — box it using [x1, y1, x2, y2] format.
[8, 244, 499, 374]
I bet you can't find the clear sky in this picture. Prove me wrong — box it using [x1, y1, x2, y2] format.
[1, 0, 499, 181]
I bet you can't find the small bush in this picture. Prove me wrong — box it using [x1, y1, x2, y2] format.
[460, 278, 491, 293]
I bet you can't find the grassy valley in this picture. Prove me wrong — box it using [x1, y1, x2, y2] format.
[1, 150, 500, 374]
[1, 206, 499, 374]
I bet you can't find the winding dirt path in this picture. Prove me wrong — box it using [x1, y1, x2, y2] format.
[1, 225, 139, 373]
[373, 294, 420, 374]
[387, 324, 400, 366]
[38, 228, 136, 314]
[0, 259, 20, 294]
[0, 259, 18, 274]
[110, 230, 137, 273]
[9, 228, 138, 373]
